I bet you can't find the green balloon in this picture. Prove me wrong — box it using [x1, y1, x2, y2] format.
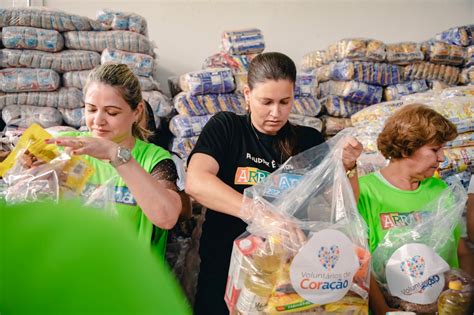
[0, 200, 191, 315]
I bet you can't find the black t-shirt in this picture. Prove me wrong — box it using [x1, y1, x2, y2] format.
[189, 111, 325, 314]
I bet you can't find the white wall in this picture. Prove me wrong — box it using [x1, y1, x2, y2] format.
[3, 0, 474, 95]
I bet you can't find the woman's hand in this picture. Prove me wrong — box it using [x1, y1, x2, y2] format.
[342, 136, 363, 171]
[46, 137, 118, 161]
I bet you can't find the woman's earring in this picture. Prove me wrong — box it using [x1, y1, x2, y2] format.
[245, 100, 250, 112]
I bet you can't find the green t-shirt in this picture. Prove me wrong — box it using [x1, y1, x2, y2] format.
[357, 172, 461, 268]
[60, 131, 172, 258]
[0, 200, 191, 315]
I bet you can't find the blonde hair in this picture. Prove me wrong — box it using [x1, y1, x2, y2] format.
[377, 103, 457, 159]
[83, 63, 151, 141]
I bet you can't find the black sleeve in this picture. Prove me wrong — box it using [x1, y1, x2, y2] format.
[187, 112, 235, 167]
[150, 159, 178, 186]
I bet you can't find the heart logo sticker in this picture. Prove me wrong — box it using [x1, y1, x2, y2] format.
[318, 245, 340, 271]
[400, 255, 425, 278]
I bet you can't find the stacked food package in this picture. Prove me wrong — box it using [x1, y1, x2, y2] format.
[0, 7, 170, 156]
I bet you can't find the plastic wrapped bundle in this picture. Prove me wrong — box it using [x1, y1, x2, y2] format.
[438, 146, 474, 178]
[96, 9, 148, 35]
[202, 52, 255, 73]
[459, 66, 474, 85]
[322, 116, 353, 136]
[62, 70, 90, 89]
[0, 7, 108, 31]
[319, 80, 383, 105]
[221, 28, 265, 55]
[444, 132, 474, 148]
[0, 49, 101, 73]
[173, 92, 246, 116]
[422, 41, 466, 66]
[63, 31, 155, 56]
[59, 107, 85, 128]
[317, 61, 401, 86]
[2, 26, 64, 52]
[294, 72, 317, 96]
[351, 100, 404, 128]
[142, 91, 172, 121]
[179, 68, 235, 95]
[322, 96, 368, 118]
[435, 24, 474, 47]
[288, 113, 322, 132]
[169, 114, 212, 138]
[138, 76, 159, 91]
[327, 38, 386, 62]
[386, 42, 424, 65]
[422, 97, 474, 134]
[427, 80, 455, 90]
[227, 130, 370, 314]
[402, 62, 460, 85]
[384, 80, 429, 101]
[292, 95, 321, 116]
[300, 50, 328, 70]
[2, 105, 62, 128]
[0, 87, 83, 110]
[0, 68, 60, 93]
[233, 72, 248, 94]
[101, 48, 154, 77]
[171, 136, 198, 160]
[465, 46, 474, 67]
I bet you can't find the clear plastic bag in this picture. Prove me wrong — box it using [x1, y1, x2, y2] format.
[96, 9, 148, 35]
[319, 80, 383, 105]
[179, 68, 235, 95]
[301, 50, 328, 71]
[422, 40, 466, 66]
[288, 114, 323, 132]
[169, 114, 212, 138]
[372, 182, 467, 311]
[386, 42, 424, 65]
[101, 48, 155, 77]
[383, 80, 429, 101]
[295, 72, 317, 96]
[402, 62, 460, 85]
[2, 105, 63, 128]
[142, 90, 173, 119]
[2, 26, 64, 52]
[321, 96, 368, 118]
[221, 28, 265, 55]
[226, 129, 370, 314]
[173, 92, 246, 116]
[202, 52, 255, 73]
[292, 95, 322, 116]
[0, 68, 60, 93]
[0, 87, 84, 110]
[435, 24, 474, 47]
[327, 38, 385, 63]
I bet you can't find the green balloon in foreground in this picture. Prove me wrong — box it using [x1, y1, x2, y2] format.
[0, 200, 191, 315]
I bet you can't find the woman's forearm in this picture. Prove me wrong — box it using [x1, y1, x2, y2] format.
[116, 158, 181, 229]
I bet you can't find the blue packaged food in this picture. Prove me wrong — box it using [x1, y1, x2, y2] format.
[169, 114, 213, 138]
[384, 80, 429, 101]
[321, 96, 368, 118]
[0, 68, 60, 93]
[96, 9, 148, 35]
[221, 28, 265, 55]
[0, 87, 84, 109]
[435, 24, 474, 47]
[179, 68, 235, 95]
[2, 26, 64, 52]
[319, 80, 383, 105]
[294, 72, 317, 96]
[173, 92, 245, 116]
[101, 48, 154, 77]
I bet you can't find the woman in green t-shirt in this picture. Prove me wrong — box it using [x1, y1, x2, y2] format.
[46, 63, 188, 258]
[357, 104, 473, 314]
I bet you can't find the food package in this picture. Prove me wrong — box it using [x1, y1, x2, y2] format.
[459, 66, 474, 85]
[59, 107, 85, 128]
[226, 129, 370, 314]
[0, 124, 94, 203]
[221, 28, 265, 55]
[101, 48, 155, 77]
[0, 49, 101, 73]
[316, 61, 401, 86]
[465, 45, 474, 67]
[2, 26, 64, 52]
[294, 72, 317, 96]
[63, 30, 155, 56]
[142, 91, 173, 119]
[0, 68, 60, 93]
[437, 146, 474, 178]
[318, 80, 383, 105]
[385, 42, 424, 65]
[173, 92, 246, 116]
[169, 114, 212, 138]
[202, 52, 255, 73]
[427, 80, 455, 91]
[96, 9, 148, 35]
[435, 24, 474, 47]
[321, 96, 368, 118]
[372, 183, 467, 312]
[383, 80, 429, 101]
[0, 7, 108, 32]
[292, 95, 322, 117]
[402, 62, 460, 85]
[326, 38, 385, 63]
[171, 136, 198, 161]
[422, 40, 466, 66]
[288, 114, 323, 132]
[322, 116, 353, 136]
[0, 87, 83, 109]
[2, 105, 62, 128]
[301, 50, 328, 71]
[179, 68, 235, 95]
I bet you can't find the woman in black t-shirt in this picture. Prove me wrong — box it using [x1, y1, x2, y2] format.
[186, 52, 362, 315]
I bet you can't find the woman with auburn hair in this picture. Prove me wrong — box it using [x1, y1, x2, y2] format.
[357, 103, 472, 314]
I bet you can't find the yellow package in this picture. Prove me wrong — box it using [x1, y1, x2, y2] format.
[61, 156, 95, 195]
[0, 124, 59, 177]
[324, 295, 369, 314]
